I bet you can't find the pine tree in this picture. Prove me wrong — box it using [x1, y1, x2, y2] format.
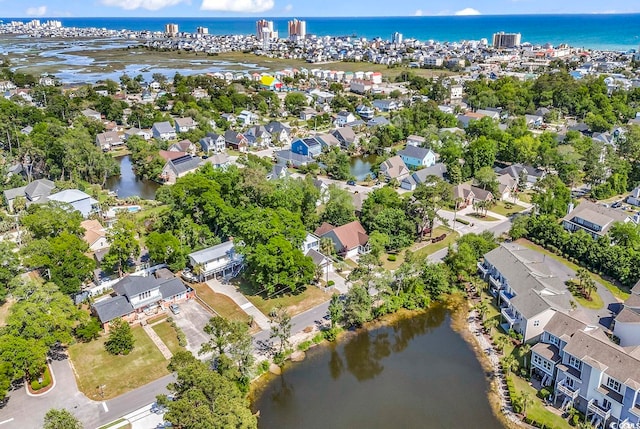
[105, 318, 135, 355]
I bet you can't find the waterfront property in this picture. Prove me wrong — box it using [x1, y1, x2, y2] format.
[397, 146, 436, 169]
[2, 178, 55, 212]
[562, 200, 631, 239]
[314, 220, 370, 258]
[478, 242, 573, 342]
[44, 189, 100, 218]
[379, 155, 410, 182]
[160, 155, 203, 184]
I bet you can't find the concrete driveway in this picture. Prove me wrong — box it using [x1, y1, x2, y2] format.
[171, 300, 212, 356]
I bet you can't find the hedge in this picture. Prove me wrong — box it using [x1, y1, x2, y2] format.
[30, 365, 52, 391]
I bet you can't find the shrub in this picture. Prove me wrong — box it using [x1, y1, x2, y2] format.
[257, 360, 270, 374]
[327, 280, 335, 287]
[322, 327, 340, 342]
[456, 218, 470, 225]
[387, 254, 397, 261]
[538, 387, 551, 399]
[75, 318, 101, 342]
[297, 340, 312, 351]
[312, 333, 324, 344]
[30, 366, 52, 391]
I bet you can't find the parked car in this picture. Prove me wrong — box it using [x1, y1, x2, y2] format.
[347, 180, 356, 186]
[611, 201, 623, 208]
[169, 304, 180, 315]
[151, 402, 166, 414]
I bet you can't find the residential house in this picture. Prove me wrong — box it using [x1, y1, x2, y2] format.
[244, 125, 272, 148]
[81, 108, 102, 121]
[497, 173, 516, 201]
[264, 121, 291, 146]
[160, 155, 203, 184]
[397, 146, 436, 169]
[237, 110, 258, 126]
[524, 114, 544, 128]
[224, 130, 249, 152]
[124, 128, 152, 141]
[562, 200, 630, 240]
[174, 117, 197, 134]
[351, 192, 367, 217]
[372, 99, 398, 112]
[350, 79, 373, 94]
[80, 219, 109, 252]
[300, 108, 318, 121]
[274, 150, 313, 167]
[313, 178, 329, 204]
[203, 153, 230, 170]
[3, 178, 55, 212]
[187, 241, 243, 281]
[315, 133, 341, 149]
[152, 121, 177, 141]
[379, 156, 410, 182]
[406, 135, 426, 147]
[627, 186, 640, 207]
[302, 233, 320, 254]
[93, 274, 192, 330]
[356, 104, 374, 120]
[314, 221, 370, 259]
[199, 133, 226, 154]
[477, 243, 572, 342]
[44, 189, 99, 218]
[96, 131, 124, 151]
[497, 163, 545, 189]
[613, 281, 640, 347]
[457, 112, 486, 128]
[452, 183, 493, 208]
[331, 127, 359, 149]
[335, 111, 356, 127]
[291, 137, 322, 158]
[400, 163, 448, 191]
[268, 164, 290, 180]
[159, 150, 188, 162]
[367, 116, 390, 127]
[169, 140, 197, 155]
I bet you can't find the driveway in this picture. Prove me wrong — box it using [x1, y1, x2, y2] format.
[171, 300, 212, 356]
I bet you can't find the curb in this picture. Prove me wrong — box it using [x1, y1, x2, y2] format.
[25, 361, 56, 397]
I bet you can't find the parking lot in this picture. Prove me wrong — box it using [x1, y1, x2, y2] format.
[171, 300, 212, 355]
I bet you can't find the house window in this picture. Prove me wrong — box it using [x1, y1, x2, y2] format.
[606, 377, 621, 393]
[532, 354, 553, 372]
[138, 290, 151, 300]
[565, 377, 575, 389]
[568, 355, 582, 371]
[533, 320, 540, 327]
[603, 399, 612, 410]
[547, 334, 560, 347]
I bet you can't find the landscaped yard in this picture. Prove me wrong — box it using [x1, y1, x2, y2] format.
[152, 321, 184, 355]
[236, 279, 333, 316]
[68, 326, 169, 400]
[510, 376, 572, 429]
[490, 201, 527, 217]
[190, 282, 251, 324]
[516, 239, 631, 301]
[412, 227, 458, 260]
[468, 212, 500, 222]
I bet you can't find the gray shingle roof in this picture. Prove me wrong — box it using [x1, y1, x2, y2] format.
[189, 241, 235, 265]
[412, 163, 447, 183]
[153, 121, 175, 134]
[168, 155, 203, 175]
[159, 278, 188, 299]
[544, 311, 588, 342]
[113, 276, 160, 298]
[93, 295, 134, 323]
[398, 145, 432, 160]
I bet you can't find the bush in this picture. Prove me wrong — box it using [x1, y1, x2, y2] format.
[327, 280, 335, 287]
[312, 333, 324, 344]
[387, 254, 397, 261]
[538, 386, 552, 399]
[75, 318, 101, 342]
[322, 327, 341, 342]
[297, 340, 312, 351]
[257, 360, 270, 374]
[456, 218, 470, 225]
[30, 366, 51, 391]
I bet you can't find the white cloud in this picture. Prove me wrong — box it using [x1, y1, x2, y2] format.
[414, 9, 423, 16]
[200, 0, 274, 13]
[26, 6, 47, 16]
[100, 0, 187, 11]
[454, 7, 481, 15]
[283, 3, 292, 12]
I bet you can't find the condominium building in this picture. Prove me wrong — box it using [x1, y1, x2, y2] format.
[492, 32, 522, 48]
[164, 23, 179, 37]
[288, 19, 307, 40]
[256, 19, 278, 41]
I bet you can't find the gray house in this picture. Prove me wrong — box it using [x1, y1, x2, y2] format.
[152, 121, 177, 140]
[3, 178, 55, 212]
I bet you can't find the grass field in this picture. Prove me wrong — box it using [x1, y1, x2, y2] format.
[510, 376, 572, 429]
[412, 227, 458, 260]
[490, 201, 527, 217]
[190, 282, 250, 323]
[516, 239, 630, 301]
[152, 321, 184, 355]
[68, 326, 169, 400]
[236, 279, 332, 317]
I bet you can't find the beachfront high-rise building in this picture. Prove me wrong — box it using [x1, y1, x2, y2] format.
[196, 26, 209, 35]
[256, 19, 278, 41]
[288, 19, 307, 40]
[492, 32, 521, 48]
[165, 23, 179, 37]
[392, 32, 403, 44]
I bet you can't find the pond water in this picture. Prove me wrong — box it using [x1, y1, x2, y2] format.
[349, 154, 378, 181]
[105, 155, 160, 200]
[252, 307, 504, 429]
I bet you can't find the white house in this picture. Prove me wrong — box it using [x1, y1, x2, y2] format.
[80, 219, 109, 252]
[335, 111, 356, 127]
[174, 117, 197, 133]
[152, 121, 177, 140]
[314, 221, 370, 259]
[188, 241, 243, 281]
[237, 110, 258, 126]
[45, 189, 100, 218]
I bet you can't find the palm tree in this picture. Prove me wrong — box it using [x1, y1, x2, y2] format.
[496, 336, 509, 354]
[476, 302, 488, 321]
[501, 355, 518, 375]
[521, 391, 532, 417]
[519, 344, 531, 370]
[584, 277, 597, 299]
[575, 268, 589, 295]
[485, 318, 498, 335]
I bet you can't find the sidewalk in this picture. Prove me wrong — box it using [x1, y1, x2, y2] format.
[205, 279, 271, 330]
[143, 322, 173, 360]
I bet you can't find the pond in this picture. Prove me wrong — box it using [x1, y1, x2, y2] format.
[349, 154, 378, 181]
[105, 155, 160, 200]
[252, 306, 504, 429]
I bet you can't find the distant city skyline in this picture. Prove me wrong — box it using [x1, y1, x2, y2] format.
[2, 0, 640, 18]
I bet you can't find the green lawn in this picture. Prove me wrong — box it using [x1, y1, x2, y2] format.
[412, 227, 459, 260]
[570, 289, 604, 310]
[490, 201, 527, 217]
[382, 252, 405, 270]
[236, 279, 332, 317]
[510, 376, 572, 429]
[468, 212, 500, 222]
[519, 191, 534, 203]
[190, 281, 250, 324]
[152, 321, 184, 355]
[517, 239, 630, 301]
[68, 326, 169, 400]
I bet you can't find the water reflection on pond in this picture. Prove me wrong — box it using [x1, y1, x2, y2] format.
[105, 155, 160, 200]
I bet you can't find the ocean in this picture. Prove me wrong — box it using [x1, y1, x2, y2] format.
[2, 15, 640, 51]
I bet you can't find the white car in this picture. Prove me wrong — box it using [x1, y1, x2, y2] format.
[169, 304, 180, 315]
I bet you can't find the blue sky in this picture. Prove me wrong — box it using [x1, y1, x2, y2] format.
[3, 0, 640, 18]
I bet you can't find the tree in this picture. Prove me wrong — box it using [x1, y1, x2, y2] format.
[519, 343, 531, 370]
[484, 318, 498, 335]
[495, 336, 509, 354]
[160, 351, 257, 429]
[343, 285, 372, 328]
[103, 215, 139, 276]
[410, 177, 452, 240]
[269, 305, 292, 356]
[474, 166, 498, 194]
[43, 408, 82, 429]
[368, 231, 390, 259]
[74, 318, 101, 342]
[321, 185, 356, 226]
[200, 317, 253, 370]
[284, 92, 307, 115]
[521, 391, 533, 417]
[0, 241, 20, 302]
[609, 221, 640, 248]
[105, 318, 135, 355]
[531, 175, 571, 218]
[21, 203, 84, 239]
[146, 231, 186, 271]
[328, 294, 344, 328]
[501, 355, 518, 375]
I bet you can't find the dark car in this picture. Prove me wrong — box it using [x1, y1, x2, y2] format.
[611, 201, 623, 208]
[347, 180, 356, 186]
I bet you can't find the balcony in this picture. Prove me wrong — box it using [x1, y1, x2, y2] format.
[489, 275, 502, 289]
[501, 307, 518, 325]
[477, 262, 489, 276]
[556, 380, 579, 400]
[587, 399, 611, 421]
[499, 289, 516, 304]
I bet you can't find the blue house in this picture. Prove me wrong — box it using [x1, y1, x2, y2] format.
[397, 146, 436, 169]
[291, 137, 322, 158]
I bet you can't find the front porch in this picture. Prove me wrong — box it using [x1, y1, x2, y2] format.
[586, 399, 611, 428]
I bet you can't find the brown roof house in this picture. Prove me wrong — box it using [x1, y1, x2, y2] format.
[452, 183, 494, 208]
[379, 155, 410, 182]
[314, 220, 370, 259]
[80, 219, 109, 252]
